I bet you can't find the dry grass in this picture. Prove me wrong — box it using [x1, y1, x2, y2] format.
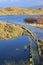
[0, 22, 23, 40]
[26, 24, 43, 29]
[0, 8, 43, 15]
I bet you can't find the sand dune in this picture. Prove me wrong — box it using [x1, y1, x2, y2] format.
[0, 7, 43, 15]
[0, 22, 23, 40]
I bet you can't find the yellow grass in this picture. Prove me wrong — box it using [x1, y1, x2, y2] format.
[0, 8, 43, 15]
[26, 24, 43, 29]
[0, 22, 23, 40]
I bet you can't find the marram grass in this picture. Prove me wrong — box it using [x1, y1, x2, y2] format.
[0, 22, 23, 40]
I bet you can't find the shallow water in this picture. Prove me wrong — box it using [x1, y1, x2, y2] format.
[0, 15, 40, 25]
[27, 26, 43, 40]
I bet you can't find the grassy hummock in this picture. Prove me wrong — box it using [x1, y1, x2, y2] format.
[0, 22, 23, 40]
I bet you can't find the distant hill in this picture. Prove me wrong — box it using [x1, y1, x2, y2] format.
[0, 7, 43, 15]
[31, 5, 43, 9]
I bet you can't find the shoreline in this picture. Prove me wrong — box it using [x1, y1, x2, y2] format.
[0, 14, 42, 16]
[26, 23, 43, 29]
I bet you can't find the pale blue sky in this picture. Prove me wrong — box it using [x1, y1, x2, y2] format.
[0, 0, 43, 8]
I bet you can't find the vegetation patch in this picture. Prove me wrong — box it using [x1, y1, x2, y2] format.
[0, 7, 43, 15]
[0, 22, 23, 40]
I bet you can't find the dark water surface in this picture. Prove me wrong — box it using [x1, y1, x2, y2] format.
[0, 15, 43, 65]
[0, 36, 30, 65]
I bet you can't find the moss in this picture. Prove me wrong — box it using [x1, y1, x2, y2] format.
[0, 22, 23, 40]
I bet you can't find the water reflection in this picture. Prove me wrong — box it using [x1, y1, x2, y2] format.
[27, 26, 43, 40]
[0, 35, 30, 65]
[0, 15, 40, 25]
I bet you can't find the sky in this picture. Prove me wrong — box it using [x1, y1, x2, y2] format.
[0, 0, 43, 8]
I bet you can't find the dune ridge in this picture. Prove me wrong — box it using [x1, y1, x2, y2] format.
[0, 7, 43, 15]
